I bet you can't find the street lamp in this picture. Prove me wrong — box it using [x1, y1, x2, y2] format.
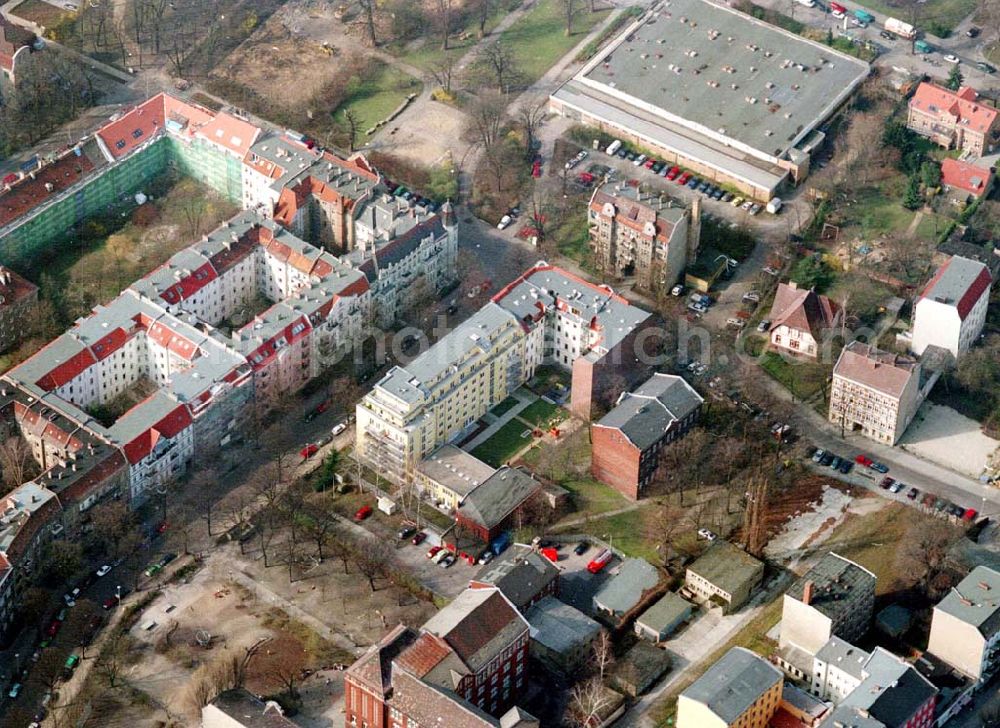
[116, 584, 121, 607]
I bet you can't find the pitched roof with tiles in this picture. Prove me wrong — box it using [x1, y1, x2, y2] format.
[589, 182, 687, 242]
[910, 82, 999, 136]
[0, 149, 99, 228]
[919, 255, 992, 321]
[595, 373, 703, 450]
[421, 587, 529, 673]
[940, 158, 994, 198]
[768, 282, 839, 338]
[388, 666, 503, 728]
[471, 546, 560, 610]
[345, 624, 417, 696]
[833, 341, 919, 399]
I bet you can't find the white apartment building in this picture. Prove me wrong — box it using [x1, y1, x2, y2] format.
[356, 263, 651, 484]
[912, 255, 992, 359]
[927, 565, 1000, 683]
[811, 637, 870, 702]
[829, 342, 927, 446]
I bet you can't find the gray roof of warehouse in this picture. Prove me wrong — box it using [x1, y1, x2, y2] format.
[687, 540, 763, 595]
[417, 445, 495, 498]
[457, 467, 541, 529]
[526, 596, 602, 654]
[578, 0, 869, 158]
[682, 646, 782, 723]
[596, 373, 702, 450]
[593, 558, 660, 615]
[636, 591, 693, 633]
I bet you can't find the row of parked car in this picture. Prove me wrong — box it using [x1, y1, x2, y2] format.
[809, 447, 982, 524]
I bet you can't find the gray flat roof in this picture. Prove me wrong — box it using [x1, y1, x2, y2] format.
[682, 646, 782, 723]
[579, 0, 869, 160]
[935, 565, 1000, 637]
[593, 558, 660, 615]
[526, 596, 602, 655]
[636, 591, 693, 633]
[417, 445, 495, 497]
[787, 552, 875, 623]
[687, 540, 763, 596]
[815, 636, 869, 680]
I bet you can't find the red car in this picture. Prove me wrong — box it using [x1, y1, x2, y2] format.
[46, 620, 61, 637]
[666, 165, 681, 180]
[102, 597, 117, 611]
[644, 158, 656, 169]
[426, 545, 443, 559]
[676, 171, 691, 185]
[354, 505, 373, 522]
[854, 454, 874, 467]
[879, 476, 895, 489]
[963, 508, 979, 522]
[531, 159, 542, 178]
[411, 532, 427, 546]
[300, 444, 319, 460]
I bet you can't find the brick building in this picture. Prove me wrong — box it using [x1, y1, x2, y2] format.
[907, 83, 1000, 156]
[0, 265, 38, 352]
[344, 587, 536, 728]
[591, 373, 703, 499]
[454, 467, 542, 544]
[587, 182, 700, 294]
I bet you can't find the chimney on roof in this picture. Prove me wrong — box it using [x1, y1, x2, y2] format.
[788, 280, 798, 290]
[803, 580, 814, 605]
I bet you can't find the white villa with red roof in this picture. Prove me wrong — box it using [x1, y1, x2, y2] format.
[767, 281, 842, 359]
[907, 83, 1000, 156]
[912, 255, 992, 359]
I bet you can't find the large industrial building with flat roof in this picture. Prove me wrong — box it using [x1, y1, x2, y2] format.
[550, 0, 869, 200]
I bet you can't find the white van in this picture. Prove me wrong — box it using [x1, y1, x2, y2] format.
[766, 198, 783, 214]
[605, 139, 622, 155]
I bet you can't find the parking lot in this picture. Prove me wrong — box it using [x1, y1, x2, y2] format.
[546, 536, 620, 617]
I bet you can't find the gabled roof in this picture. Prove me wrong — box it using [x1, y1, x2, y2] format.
[769, 281, 839, 338]
[421, 587, 529, 673]
[471, 546, 560, 610]
[919, 255, 992, 321]
[593, 558, 660, 615]
[842, 648, 937, 726]
[940, 158, 993, 198]
[456, 467, 541, 530]
[910, 82, 998, 135]
[595, 373, 702, 450]
[934, 565, 1000, 637]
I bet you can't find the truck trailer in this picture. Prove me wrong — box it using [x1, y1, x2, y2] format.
[884, 17, 916, 39]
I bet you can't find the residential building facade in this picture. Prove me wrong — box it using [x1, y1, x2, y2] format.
[911, 255, 992, 359]
[828, 342, 927, 445]
[907, 83, 1000, 156]
[591, 372, 703, 499]
[927, 565, 1000, 683]
[678, 647, 783, 728]
[587, 182, 700, 293]
[767, 281, 841, 359]
[356, 263, 652, 483]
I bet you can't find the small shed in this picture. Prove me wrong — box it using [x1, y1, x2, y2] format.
[611, 642, 672, 698]
[876, 604, 914, 639]
[634, 592, 693, 643]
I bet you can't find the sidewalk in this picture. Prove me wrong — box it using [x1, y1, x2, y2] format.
[462, 388, 537, 450]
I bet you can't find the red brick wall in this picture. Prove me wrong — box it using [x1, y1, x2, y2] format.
[571, 355, 596, 420]
[590, 425, 641, 500]
[344, 676, 387, 728]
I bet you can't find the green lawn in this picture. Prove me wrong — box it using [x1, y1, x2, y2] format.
[759, 351, 831, 401]
[338, 63, 422, 138]
[517, 398, 564, 428]
[500, 0, 613, 87]
[491, 396, 521, 418]
[471, 419, 534, 467]
[553, 476, 630, 517]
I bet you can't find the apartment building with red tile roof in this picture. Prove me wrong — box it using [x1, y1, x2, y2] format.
[912, 255, 992, 358]
[907, 83, 1000, 156]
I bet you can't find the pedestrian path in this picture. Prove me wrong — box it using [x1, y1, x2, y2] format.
[462, 388, 537, 451]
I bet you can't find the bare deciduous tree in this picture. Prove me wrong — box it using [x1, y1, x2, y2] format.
[558, 0, 578, 35]
[0, 436, 36, 491]
[469, 90, 506, 149]
[356, 0, 379, 46]
[590, 630, 615, 681]
[355, 538, 392, 592]
[475, 41, 519, 93]
[516, 100, 547, 161]
[430, 52, 458, 95]
[567, 676, 615, 727]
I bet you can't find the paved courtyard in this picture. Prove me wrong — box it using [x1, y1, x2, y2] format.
[900, 402, 999, 479]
